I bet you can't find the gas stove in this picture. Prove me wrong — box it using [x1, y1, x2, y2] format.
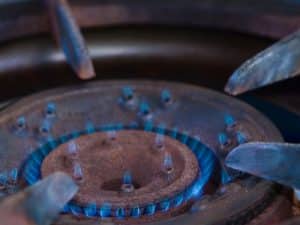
[0, 1, 300, 225]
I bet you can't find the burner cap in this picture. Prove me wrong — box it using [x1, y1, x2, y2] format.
[41, 130, 199, 214]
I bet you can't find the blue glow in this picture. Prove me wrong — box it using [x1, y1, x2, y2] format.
[131, 206, 141, 218]
[190, 136, 200, 151]
[101, 123, 114, 131]
[218, 133, 228, 145]
[156, 124, 166, 135]
[0, 171, 8, 185]
[122, 86, 134, 100]
[160, 200, 170, 212]
[236, 132, 247, 144]
[181, 131, 189, 144]
[139, 102, 150, 116]
[129, 121, 139, 129]
[46, 102, 56, 116]
[40, 119, 51, 134]
[59, 134, 70, 143]
[123, 171, 132, 185]
[221, 170, 233, 184]
[161, 89, 171, 103]
[171, 127, 178, 139]
[173, 194, 184, 207]
[23, 168, 36, 185]
[40, 145, 51, 157]
[46, 136, 57, 149]
[225, 114, 235, 127]
[62, 204, 69, 213]
[116, 208, 125, 219]
[71, 131, 80, 138]
[113, 123, 123, 131]
[145, 203, 156, 216]
[17, 116, 26, 129]
[32, 154, 43, 166]
[84, 203, 97, 217]
[99, 203, 111, 218]
[69, 204, 82, 216]
[144, 121, 153, 131]
[9, 168, 18, 182]
[23, 123, 220, 219]
[85, 121, 95, 134]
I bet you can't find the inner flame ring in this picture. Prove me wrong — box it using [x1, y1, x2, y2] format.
[22, 123, 218, 219]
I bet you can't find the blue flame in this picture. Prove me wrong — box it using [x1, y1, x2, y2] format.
[23, 122, 219, 219]
[131, 206, 142, 218]
[123, 171, 132, 185]
[173, 194, 184, 207]
[224, 114, 235, 127]
[218, 133, 228, 145]
[69, 204, 82, 217]
[180, 131, 189, 144]
[156, 123, 166, 135]
[144, 121, 153, 131]
[85, 121, 95, 134]
[145, 203, 156, 216]
[160, 200, 170, 212]
[116, 208, 126, 219]
[15, 116, 27, 136]
[139, 102, 150, 116]
[0, 171, 8, 185]
[190, 136, 200, 151]
[9, 168, 18, 182]
[84, 203, 97, 217]
[161, 90, 171, 103]
[40, 119, 51, 134]
[221, 170, 233, 184]
[122, 86, 134, 100]
[236, 131, 247, 144]
[46, 102, 56, 116]
[17, 116, 26, 128]
[99, 203, 111, 218]
[170, 127, 178, 139]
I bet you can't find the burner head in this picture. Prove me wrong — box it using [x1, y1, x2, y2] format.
[0, 80, 289, 225]
[41, 130, 199, 221]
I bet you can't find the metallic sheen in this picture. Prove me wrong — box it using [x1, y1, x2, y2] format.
[225, 30, 300, 95]
[226, 142, 300, 189]
[44, 0, 95, 80]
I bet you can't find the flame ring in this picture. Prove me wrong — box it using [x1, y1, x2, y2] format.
[23, 122, 218, 219]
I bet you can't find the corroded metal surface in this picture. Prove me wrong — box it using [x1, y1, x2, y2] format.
[42, 130, 198, 222]
[0, 80, 287, 224]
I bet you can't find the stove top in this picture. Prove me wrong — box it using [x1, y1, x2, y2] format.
[0, 80, 292, 225]
[0, 1, 300, 225]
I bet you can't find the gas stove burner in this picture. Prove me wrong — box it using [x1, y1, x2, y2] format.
[24, 127, 215, 223]
[0, 80, 286, 224]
